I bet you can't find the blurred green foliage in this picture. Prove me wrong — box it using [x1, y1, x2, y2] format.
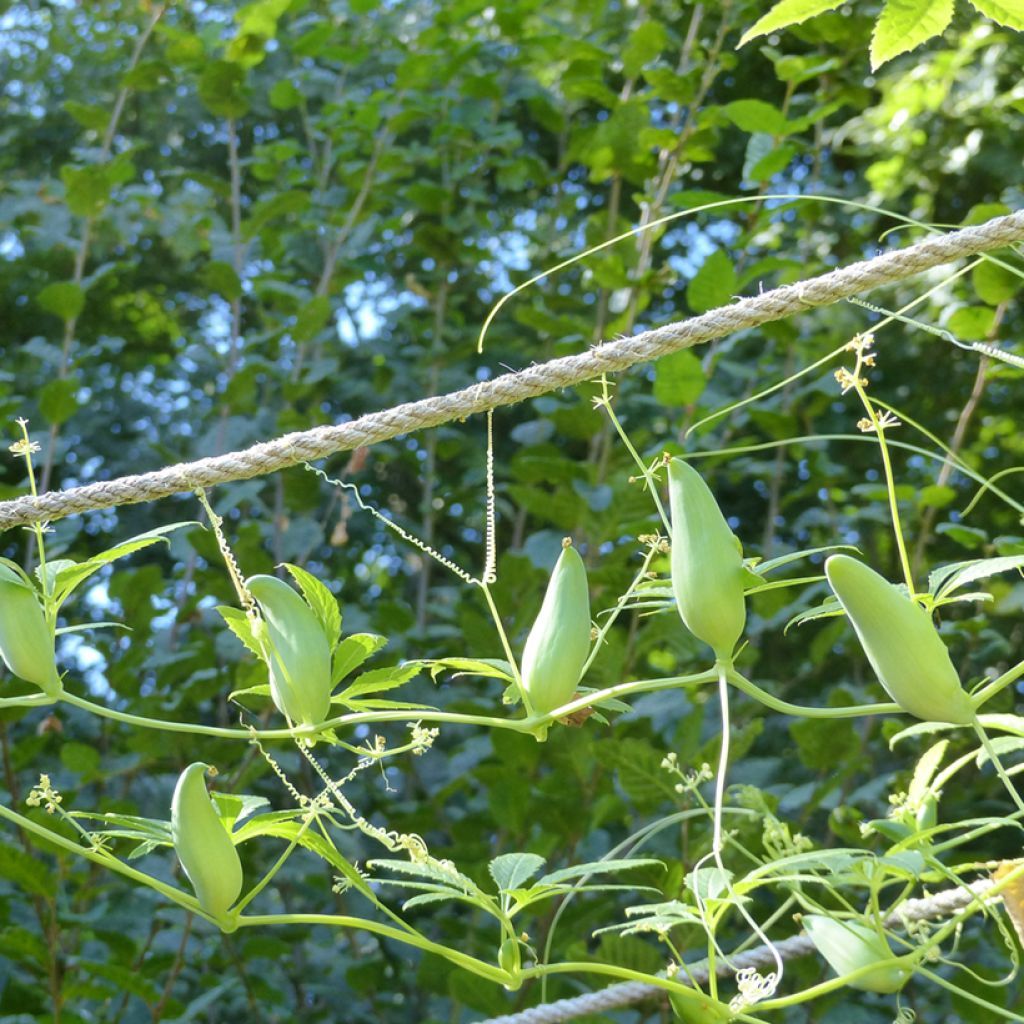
[0, 0, 1023, 1021]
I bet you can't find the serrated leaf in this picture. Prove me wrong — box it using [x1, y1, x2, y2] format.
[52, 522, 196, 608]
[402, 892, 465, 910]
[490, 852, 546, 892]
[282, 562, 341, 647]
[930, 555, 1024, 598]
[756, 545, 859, 576]
[338, 663, 421, 700]
[967, 0, 1024, 30]
[331, 633, 388, 685]
[219, 607, 264, 659]
[739, 0, 846, 45]
[908, 740, 949, 803]
[227, 685, 272, 714]
[870, 0, 955, 69]
[784, 596, 844, 632]
[423, 657, 515, 682]
[538, 858, 663, 885]
[368, 858, 478, 892]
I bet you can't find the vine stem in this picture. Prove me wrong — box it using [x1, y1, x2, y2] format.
[58, 671, 719, 741]
[971, 718, 1024, 815]
[237, 914, 510, 985]
[851, 355, 915, 595]
[725, 667, 900, 719]
[0, 800, 207, 922]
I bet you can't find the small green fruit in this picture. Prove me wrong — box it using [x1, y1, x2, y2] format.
[246, 575, 332, 727]
[0, 562, 59, 695]
[824, 555, 973, 724]
[520, 542, 591, 716]
[668, 459, 746, 661]
[171, 763, 243, 927]
[803, 914, 910, 994]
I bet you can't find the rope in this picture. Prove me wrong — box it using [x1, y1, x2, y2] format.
[2, 210, 1022, 531]
[474, 878, 997, 1024]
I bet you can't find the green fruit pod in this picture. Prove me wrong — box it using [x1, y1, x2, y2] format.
[520, 543, 591, 716]
[171, 763, 243, 925]
[667, 459, 746, 661]
[0, 562, 59, 695]
[824, 555, 974, 725]
[803, 914, 910, 994]
[246, 575, 332, 727]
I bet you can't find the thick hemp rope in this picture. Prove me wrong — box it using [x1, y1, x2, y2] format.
[2, 210, 1022, 531]
[473, 878, 997, 1024]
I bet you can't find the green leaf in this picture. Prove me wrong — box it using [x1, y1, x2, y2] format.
[0, 841, 55, 898]
[538, 858, 664, 885]
[52, 522, 197, 608]
[269, 78, 303, 110]
[870, 0, 955, 69]
[653, 349, 705, 406]
[36, 282, 86, 321]
[973, 259, 1022, 305]
[422, 657, 515, 683]
[622, 21, 668, 78]
[227, 682, 272, 706]
[293, 296, 333, 343]
[967, 0, 1024, 29]
[282, 563, 341, 648]
[723, 99, 790, 136]
[219, 607, 263, 659]
[39, 378, 80, 425]
[489, 852, 546, 892]
[947, 305, 997, 341]
[63, 100, 109, 131]
[686, 250, 737, 314]
[738, 0, 846, 45]
[204, 260, 242, 301]
[331, 633, 387, 685]
[242, 189, 310, 240]
[337, 663, 422, 701]
[121, 60, 174, 91]
[198, 61, 250, 119]
[61, 163, 111, 217]
[930, 555, 1024, 598]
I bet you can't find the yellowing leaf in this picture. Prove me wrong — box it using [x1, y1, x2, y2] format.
[870, 0, 955, 69]
[967, 0, 1024, 30]
[739, 0, 846, 46]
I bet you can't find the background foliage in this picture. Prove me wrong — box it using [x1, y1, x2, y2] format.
[1, 0, 1023, 1021]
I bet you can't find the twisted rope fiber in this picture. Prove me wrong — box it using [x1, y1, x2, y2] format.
[3, 210, 1023, 531]
[474, 879, 996, 1024]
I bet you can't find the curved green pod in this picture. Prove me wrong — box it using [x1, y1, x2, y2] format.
[824, 555, 973, 725]
[803, 915, 910, 994]
[667, 459, 746, 661]
[0, 563, 59, 695]
[520, 543, 591, 716]
[171, 762, 243, 926]
[246, 575, 332, 727]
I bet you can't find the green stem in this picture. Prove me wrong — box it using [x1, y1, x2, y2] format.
[972, 718, 1024, 814]
[580, 545, 658, 678]
[916, 965, 1024, 1022]
[0, 799, 209, 922]
[60, 672, 717, 741]
[971, 658, 1024, 710]
[853, 381, 915, 595]
[237, 913, 510, 984]
[726, 668, 900, 719]
[478, 581, 532, 716]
